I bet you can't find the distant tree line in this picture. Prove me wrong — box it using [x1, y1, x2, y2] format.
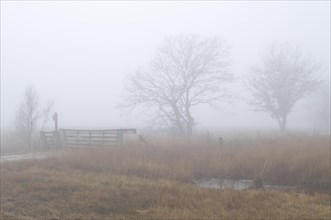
[15, 34, 326, 150]
[123, 35, 323, 136]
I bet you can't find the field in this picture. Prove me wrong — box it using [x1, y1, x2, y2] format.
[1, 134, 330, 219]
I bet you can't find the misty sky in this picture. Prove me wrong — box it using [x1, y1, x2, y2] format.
[1, 1, 330, 132]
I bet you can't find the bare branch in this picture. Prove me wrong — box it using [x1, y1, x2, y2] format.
[122, 35, 233, 136]
[246, 42, 321, 133]
[40, 100, 55, 131]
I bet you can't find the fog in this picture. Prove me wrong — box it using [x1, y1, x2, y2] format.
[1, 1, 330, 133]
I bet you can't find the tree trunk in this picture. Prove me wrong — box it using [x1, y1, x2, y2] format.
[27, 119, 32, 150]
[172, 103, 185, 136]
[185, 103, 194, 137]
[28, 133, 32, 150]
[186, 119, 193, 137]
[279, 115, 287, 134]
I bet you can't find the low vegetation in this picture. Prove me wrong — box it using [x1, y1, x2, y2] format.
[1, 134, 330, 219]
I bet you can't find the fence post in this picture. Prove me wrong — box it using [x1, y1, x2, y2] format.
[117, 129, 123, 146]
[40, 131, 47, 149]
[53, 130, 62, 148]
[53, 113, 58, 131]
[102, 130, 105, 145]
[219, 136, 223, 148]
[62, 129, 67, 148]
[89, 130, 92, 146]
[76, 130, 79, 146]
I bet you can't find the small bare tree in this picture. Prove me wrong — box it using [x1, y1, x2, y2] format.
[40, 100, 55, 131]
[312, 81, 330, 133]
[15, 86, 54, 149]
[124, 35, 233, 136]
[247, 42, 321, 133]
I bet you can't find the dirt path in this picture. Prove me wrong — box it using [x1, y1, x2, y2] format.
[0, 152, 50, 162]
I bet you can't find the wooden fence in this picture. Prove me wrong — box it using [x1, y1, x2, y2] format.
[40, 128, 136, 148]
[40, 131, 61, 148]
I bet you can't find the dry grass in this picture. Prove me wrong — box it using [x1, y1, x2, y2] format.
[41, 134, 330, 191]
[1, 134, 330, 219]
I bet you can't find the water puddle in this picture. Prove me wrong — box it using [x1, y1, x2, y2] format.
[193, 178, 289, 191]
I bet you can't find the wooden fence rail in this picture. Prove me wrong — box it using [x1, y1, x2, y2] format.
[40, 128, 136, 148]
[40, 131, 61, 148]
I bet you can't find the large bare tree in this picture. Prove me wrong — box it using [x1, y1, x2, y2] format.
[124, 35, 233, 136]
[312, 81, 330, 133]
[247, 42, 321, 133]
[15, 86, 54, 149]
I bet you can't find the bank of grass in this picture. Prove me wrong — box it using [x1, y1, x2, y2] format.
[1, 134, 330, 219]
[45, 134, 330, 191]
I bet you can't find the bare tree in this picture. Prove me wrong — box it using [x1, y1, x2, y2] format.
[15, 86, 41, 149]
[124, 35, 233, 136]
[312, 81, 330, 133]
[40, 100, 55, 131]
[247, 42, 321, 133]
[15, 86, 54, 149]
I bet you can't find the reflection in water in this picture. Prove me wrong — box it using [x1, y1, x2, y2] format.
[193, 178, 289, 191]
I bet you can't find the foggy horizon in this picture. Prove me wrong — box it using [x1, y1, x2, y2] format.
[1, 2, 330, 218]
[1, 1, 330, 133]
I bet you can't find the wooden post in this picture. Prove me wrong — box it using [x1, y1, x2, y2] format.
[89, 130, 92, 146]
[76, 130, 79, 146]
[40, 131, 47, 148]
[102, 130, 105, 145]
[53, 113, 58, 131]
[139, 135, 147, 146]
[219, 137, 223, 148]
[62, 129, 67, 147]
[52, 113, 62, 148]
[117, 129, 123, 146]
